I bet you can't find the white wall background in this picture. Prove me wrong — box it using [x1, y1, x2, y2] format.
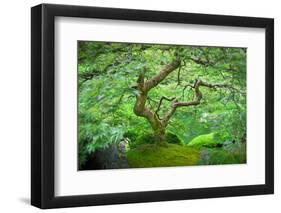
[0, 0, 279, 212]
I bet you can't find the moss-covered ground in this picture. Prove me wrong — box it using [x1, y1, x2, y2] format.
[126, 133, 246, 168]
[127, 143, 200, 168]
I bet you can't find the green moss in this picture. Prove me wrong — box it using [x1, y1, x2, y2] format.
[127, 144, 200, 168]
[130, 132, 183, 148]
[188, 132, 222, 148]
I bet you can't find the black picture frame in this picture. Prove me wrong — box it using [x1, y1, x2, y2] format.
[31, 3, 274, 209]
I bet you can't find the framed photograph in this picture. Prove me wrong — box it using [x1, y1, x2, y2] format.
[31, 3, 274, 209]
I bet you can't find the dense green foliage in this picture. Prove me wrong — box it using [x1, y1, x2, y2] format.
[199, 143, 246, 165]
[78, 41, 246, 168]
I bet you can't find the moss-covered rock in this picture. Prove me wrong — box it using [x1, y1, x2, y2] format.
[188, 132, 223, 148]
[127, 144, 200, 168]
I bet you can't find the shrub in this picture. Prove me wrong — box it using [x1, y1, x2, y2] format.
[128, 133, 155, 149]
[133, 132, 183, 147]
[123, 130, 138, 143]
[188, 132, 223, 148]
[138, 133, 155, 144]
[199, 143, 246, 165]
[213, 132, 231, 144]
[166, 132, 183, 145]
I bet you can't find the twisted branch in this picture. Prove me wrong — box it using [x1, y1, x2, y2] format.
[161, 80, 232, 126]
[155, 96, 176, 120]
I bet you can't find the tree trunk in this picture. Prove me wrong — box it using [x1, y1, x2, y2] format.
[154, 127, 167, 145]
[132, 61, 181, 146]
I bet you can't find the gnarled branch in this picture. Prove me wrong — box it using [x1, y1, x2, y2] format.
[155, 96, 176, 120]
[161, 79, 232, 126]
[144, 59, 181, 92]
[133, 60, 181, 131]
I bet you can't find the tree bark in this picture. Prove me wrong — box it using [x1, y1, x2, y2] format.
[133, 60, 181, 145]
[154, 127, 166, 145]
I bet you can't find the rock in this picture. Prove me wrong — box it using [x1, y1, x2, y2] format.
[223, 140, 236, 147]
[81, 139, 130, 170]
